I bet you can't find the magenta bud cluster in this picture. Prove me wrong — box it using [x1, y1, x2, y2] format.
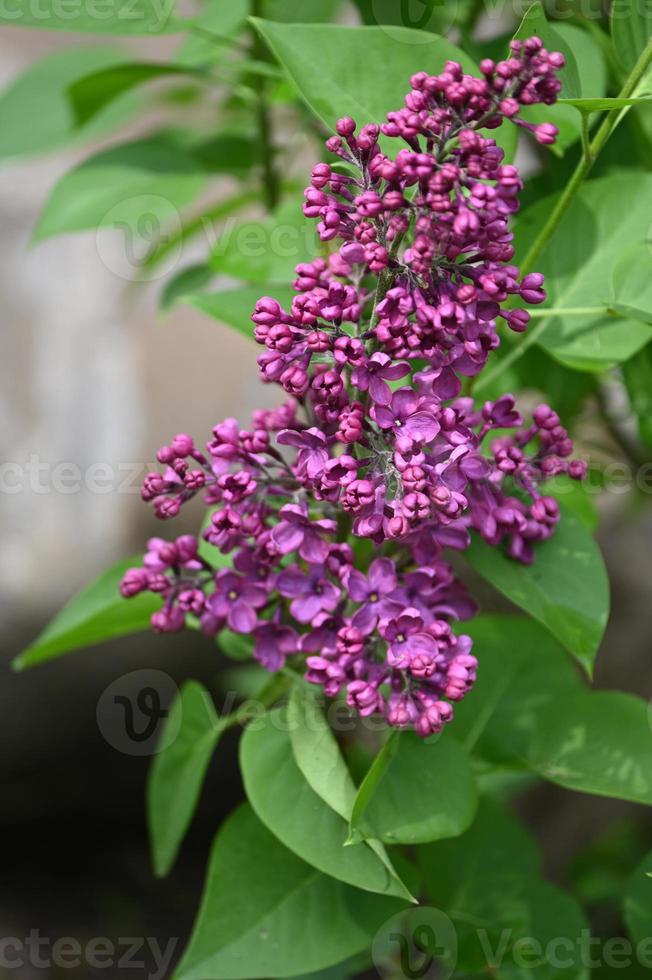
[121, 40, 586, 737]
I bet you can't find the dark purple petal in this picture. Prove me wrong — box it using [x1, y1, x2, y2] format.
[271, 522, 304, 554]
[228, 601, 257, 634]
[299, 532, 329, 564]
[368, 558, 397, 594]
[277, 569, 310, 598]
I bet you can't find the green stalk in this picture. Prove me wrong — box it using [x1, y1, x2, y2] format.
[250, 0, 280, 212]
[475, 36, 652, 392]
[519, 33, 652, 277]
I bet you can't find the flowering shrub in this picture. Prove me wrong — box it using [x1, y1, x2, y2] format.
[11, 2, 652, 977]
[121, 39, 586, 739]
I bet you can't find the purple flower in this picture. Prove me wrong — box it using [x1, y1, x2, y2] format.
[271, 502, 337, 563]
[381, 609, 439, 676]
[371, 388, 440, 448]
[277, 564, 341, 624]
[254, 622, 299, 671]
[351, 352, 410, 406]
[346, 558, 401, 634]
[209, 570, 268, 633]
[277, 427, 329, 479]
[122, 42, 583, 741]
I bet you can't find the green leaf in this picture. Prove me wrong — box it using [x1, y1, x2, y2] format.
[191, 133, 260, 175]
[209, 200, 315, 283]
[174, 0, 248, 68]
[13, 556, 159, 670]
[184, 285, 295, 338]
[348, 729, 399, 842]
[513, 2, 581, 99]
[0, 0, 186, 34]
[450, 615, 584, 763]
[418, 798, 590, 979]
[218, 630, 254, 661]
[419, 796, 540, 900]
[240, 709, 413, 900]
[287, 683, 357, 821]
[610, 242, 652, 323]
[160, 263, 214, 311]
[286, 685, 412, 897]
[560, 96, 652, 110]
[612, 0, 652, 73]
[147, 681, 223, 877]
[0, 46, 140, 159]
[34, 135, 206, 242]
[464, 506, 609, 676]
[624, 848, 652, 946]
[526, 691, 652, 806]
[250, 20, 517, 161]
[623, 342, 652, 451]
[351, 730, 478, 845]
[547, 475, 600, 532]
[514, 173, 652, 369]
[263, 0, 341, 22]
[68, 62, 191, 126]
[174, 803, 405, 980]
[352, 0, 459, 34]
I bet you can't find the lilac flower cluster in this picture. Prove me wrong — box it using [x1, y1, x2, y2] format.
[121, 39, 586, 737]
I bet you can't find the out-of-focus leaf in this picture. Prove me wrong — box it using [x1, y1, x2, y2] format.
[514, 173, 652, 369]
[0, 46, 140, 158]
[623, 342, 652, 451]
[160, 263, 214, 311]
[209, 200, 315, 283]
[68, 62, 192, 126]
[148, 680, 223, 877]
[464, 506, 609, 676]
[352, 0, 459, 34]
[218, 631, 254, 661]
[191, 133, 259, 174]
[418, 798, 589, 979]
[13, 556, 158, 670]
[263, 0, 341, 21]
[624, 847, 652, 945]
[175, 0, 248, 67]
[34, 135, 206, 241]
[611, 0, 652, 72]
[184, 285, 295, 338]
